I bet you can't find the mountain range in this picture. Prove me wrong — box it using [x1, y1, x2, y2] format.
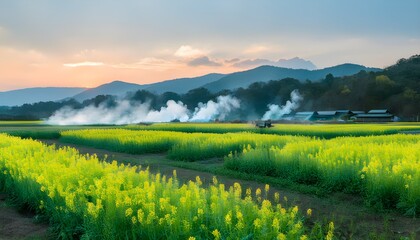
[203, 63, 381, 93]
[0, 87, 87, 107]
[0, 62, 381, 106]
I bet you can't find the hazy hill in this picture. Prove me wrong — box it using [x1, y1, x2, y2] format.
[72, 73, 226, 101]
[144, 73, 225, 94]
[0, 62, 382, 106]
[0, 87, 86, 107]
[72, 81, 145, 101]
[233, 57, 317, 70]
[203, 64, 381, 93]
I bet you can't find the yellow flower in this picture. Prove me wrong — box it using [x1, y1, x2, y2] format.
[212, 176, 218, 185]
[300, 235, 308, 240]
[253, 218, 262, 229]
[326, 222, 334, 240]
[277, 233, 286, 240]
[272, 217, 280, 231]
[306, 208, 312, 217]
[246, 188, 252, 196]
[188, 237, 196, 240]
[196, 176, 202, 186]
[256, 188, 261, 196]
[212, 229, 221, 240]
[137, 209, 144, 223]
[225, 211, 232, 225]
[265, 184, 270, 193]
[125, 208, 133, 217]
[274, 192, 280, 203]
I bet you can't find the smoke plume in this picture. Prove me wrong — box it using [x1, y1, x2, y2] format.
[262, 90, 303, 120]
[190, 95, 240, 122]
[46, 95, 240, 125]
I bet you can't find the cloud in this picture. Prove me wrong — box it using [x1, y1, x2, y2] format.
[225, 58, 240, 64]
[174, 45, 208, 58]
[111, 58, 181, 70]
[243, 45, 270, 54]
[63, 61, 105, 67]
[63, 58, 182, 71]
[187, 56, 221, 67]
[73, 49, 99, 59]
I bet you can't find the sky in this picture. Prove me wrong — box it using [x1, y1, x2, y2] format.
[0, 0, 419, 91]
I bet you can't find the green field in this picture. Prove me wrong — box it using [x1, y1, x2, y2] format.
[1, 121, 419, 239]
[126, 122, 420, 138]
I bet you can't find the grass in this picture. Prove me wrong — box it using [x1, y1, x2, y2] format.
[126, 122, 420, 138]
[0, 134, 332, 239]
[60, 128, 420, 215]
[0, 121, 125, 139]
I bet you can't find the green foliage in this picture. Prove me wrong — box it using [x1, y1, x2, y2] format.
[0, 134, 325, 239]
[375, 75, 395, 86]
[225, 134, 420, 215]
[126, 123, 420, 138]
[61, 129, 308, 161]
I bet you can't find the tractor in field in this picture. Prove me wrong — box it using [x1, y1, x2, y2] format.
[255, 120, 272, 128]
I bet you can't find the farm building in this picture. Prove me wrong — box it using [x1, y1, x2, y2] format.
[277, 109, 395, 122]
[335, 110, 357, 121]
[367, 109, 392, 114]
[352, 109, 394, 122]
[280, 113, 295, 121]
[314, 111, 340, 121]
[293, 111, 316, 121]
[350, 111, 365, 115]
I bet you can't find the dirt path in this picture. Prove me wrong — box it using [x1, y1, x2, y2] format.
[0, 194, 48, 240]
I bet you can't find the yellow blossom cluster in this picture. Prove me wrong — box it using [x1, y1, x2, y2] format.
[226, 134, 420, 214]
[0, 134, 323, 239]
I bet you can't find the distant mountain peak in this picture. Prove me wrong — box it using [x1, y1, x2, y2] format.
[277, 57, 317, 70]
[109, 80, 125, 83]
[203, 63, 382, 92]
[233, 57, 317, 70]
[0, 87, 87, 107]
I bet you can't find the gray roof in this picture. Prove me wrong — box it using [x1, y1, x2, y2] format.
[368, 109, 390, 114]
[351, 111, 365, 114]
[336, 110, 351, 114]
[296, 111, 316, 115]
[316, 111, 337, 116]
[355, 113, 393, 118]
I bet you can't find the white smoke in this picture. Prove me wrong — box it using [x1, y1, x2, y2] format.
[145, 100, 191, 122]
[46, 95, 240, 125]
[190, 95, 240, 122]
[262, 90, 303, 120]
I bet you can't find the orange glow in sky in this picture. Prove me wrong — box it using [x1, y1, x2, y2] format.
[1, 1, 419, 91]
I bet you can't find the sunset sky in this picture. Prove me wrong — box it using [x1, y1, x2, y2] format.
[0, 0, 419, 91]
